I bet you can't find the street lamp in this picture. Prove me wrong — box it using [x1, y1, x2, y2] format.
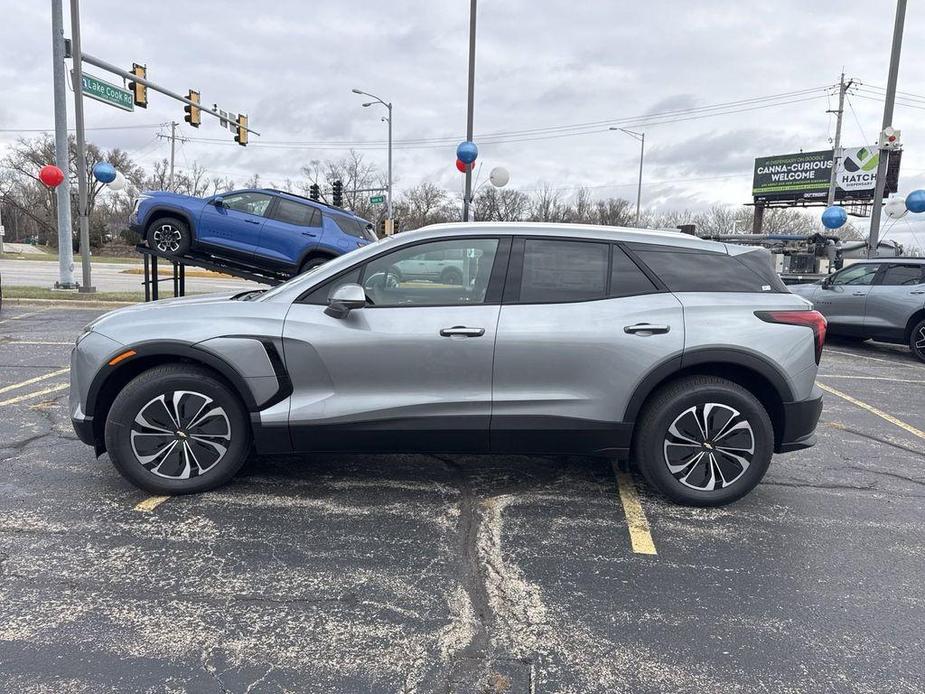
[352, 88, 392, 227]
[610, 127, 645, 227]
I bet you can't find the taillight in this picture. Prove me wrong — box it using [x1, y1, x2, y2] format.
[755, 310, 827, 364]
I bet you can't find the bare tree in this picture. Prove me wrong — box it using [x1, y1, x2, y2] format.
[393, 182, 456, 230]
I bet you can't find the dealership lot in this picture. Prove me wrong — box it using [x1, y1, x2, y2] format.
[1, 305, 923, 693]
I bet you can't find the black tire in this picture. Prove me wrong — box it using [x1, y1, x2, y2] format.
[104, 365, 251, 495]
[440, 267, 463, 285]
[298, 256, 330, 275]
[910, 318, 925, 363]
[146, 217, 191, 257]
[633, 375, 774, 507]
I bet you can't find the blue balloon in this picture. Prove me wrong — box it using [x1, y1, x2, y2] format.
[456, 141, 478, 165]
[821, 206, 847, 230]
[92, 162, 117, 183]
[905, 189, 925, 214]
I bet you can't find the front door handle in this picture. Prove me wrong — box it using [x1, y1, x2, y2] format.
[301, 231, 317, 237]
[911, 290, 925, 295]
[624, 323, 670, 335]
[440, 326, 485, 338]
[852, 292, 866, 296]
[244, 218, 261, 225]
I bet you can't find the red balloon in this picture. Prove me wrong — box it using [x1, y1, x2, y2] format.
[39, 164, 65, 188]
[456, 159, 468, 173]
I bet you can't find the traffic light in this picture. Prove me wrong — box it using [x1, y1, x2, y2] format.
[309, 183, 320, 201]
[393, 218, 401, 234]
[129, 63, 147, 108]
[377, 219, 386, 237]
[235, 114, 248, 146]
[184, 90, 201, 127]
[332, 179, 343, 207]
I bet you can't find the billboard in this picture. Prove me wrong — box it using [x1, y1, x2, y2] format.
[752, 147, 900, 203]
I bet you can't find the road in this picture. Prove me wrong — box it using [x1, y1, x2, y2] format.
[0, 257, 259, 294]
[0, 305, 923, 693]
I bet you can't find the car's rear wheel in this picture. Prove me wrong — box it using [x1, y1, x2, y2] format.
[911, 318, 925, 363]
[440, 267, 463, 285]
[633, 376, 774, 506]
[298, 256, 330, 275]
[104, 365, 251, 495]
[146, 217, 191, 257]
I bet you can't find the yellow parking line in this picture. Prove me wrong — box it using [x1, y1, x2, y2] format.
[134, 496, 170, 512]
[0, 383, 69, 406]
[614, 464, 657, 555]
[817, 381, 925, 441]
[0, 368, 70, 396]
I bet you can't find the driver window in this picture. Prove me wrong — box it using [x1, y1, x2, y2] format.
[362, 239, 499, 307]
[221, 192, 273, 217]
[831, 264, 879, 286]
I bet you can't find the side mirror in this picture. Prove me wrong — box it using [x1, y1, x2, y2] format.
[821, 276, 833, 289]
[213, 196, 224, 207]
[324, 283, 367, 319]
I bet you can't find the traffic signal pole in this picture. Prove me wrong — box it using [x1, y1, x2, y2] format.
[68, 0, 94, 292]
[868, 0, 907, 258]
[462, 0, 477, 222]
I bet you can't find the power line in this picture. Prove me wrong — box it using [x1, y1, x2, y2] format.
[0, 123, 168, 133]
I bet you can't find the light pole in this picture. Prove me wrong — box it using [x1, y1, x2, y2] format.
[611, 127, 645, 227]
[352, 88, 392, 228]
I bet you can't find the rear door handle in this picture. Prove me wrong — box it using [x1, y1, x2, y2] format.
[911, 291, 925, 295]
[301, 231, 317, 237]
[440, 326, 485, 337]
[852, 292, 867, 296]
[244, 218, 261, 225]
[624, 323, 670, 335]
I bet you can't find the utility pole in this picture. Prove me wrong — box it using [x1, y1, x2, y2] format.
[168, 121, 178, 192]
[610, 127, 645, 226]
[462, 0, 477, 222]
[68, 0, 94, 292]
[868, 0, 907, 258]
[826, 73, 854, 207]
[51, 0, 76, 288]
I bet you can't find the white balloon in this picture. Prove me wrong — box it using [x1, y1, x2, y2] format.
[108, 171, 126, 191]
[489, 166, 510, 188]
[885, 195, 908, 220]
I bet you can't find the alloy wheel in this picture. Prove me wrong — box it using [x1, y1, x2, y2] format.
[663, 403, 755, 491]
[152, 223, 182, 253]
[130, 390, 231, 479]
[915, 326, 925, 354]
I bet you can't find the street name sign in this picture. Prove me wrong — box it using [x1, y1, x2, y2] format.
[369, 195, 385, 204]
[79, 72, 134, 112]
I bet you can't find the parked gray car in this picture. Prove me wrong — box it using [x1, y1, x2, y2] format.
[70, 223, 825, 506]
[789, 258, 925, 362]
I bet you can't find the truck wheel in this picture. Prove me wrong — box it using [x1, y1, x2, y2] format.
[633, 376, 774, 507]
[911, 318, 925, 363]
[146, 217, 191, 257]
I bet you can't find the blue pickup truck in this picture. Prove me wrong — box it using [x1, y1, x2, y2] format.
[129, 188, 376, 276]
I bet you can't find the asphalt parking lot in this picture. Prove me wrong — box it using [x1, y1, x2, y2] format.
[1, 304, 923, 693]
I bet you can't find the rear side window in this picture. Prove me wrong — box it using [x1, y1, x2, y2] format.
[880, 264, 924, 286]
[520, 239, 608, 303]
[273, 198, 321, 227]
[611, 246, 657, 297]
[331, 215, 374, 240]
[632, 246, 787, 293]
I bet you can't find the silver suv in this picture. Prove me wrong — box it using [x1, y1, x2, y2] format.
[70, 223, 825, 506]
[790, 258, 925, 362]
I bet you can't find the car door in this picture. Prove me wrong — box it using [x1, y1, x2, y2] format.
[864, 262, 925, 341]
[259, 197, 322, 267]
[282, 236, 508, 453]
[812, 262, 879, 334]
[197, 192, 273, 258]
[491, 238, 684, 453]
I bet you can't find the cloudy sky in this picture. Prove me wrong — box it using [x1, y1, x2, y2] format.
[3, 0, 925, 248]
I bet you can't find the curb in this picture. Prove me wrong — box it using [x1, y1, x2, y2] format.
[2, 297, 138, 309]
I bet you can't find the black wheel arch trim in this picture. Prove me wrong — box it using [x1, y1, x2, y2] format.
[86, 338, 291, 432]
[142, 207, 197, 241]
[623, 347, 796, 423]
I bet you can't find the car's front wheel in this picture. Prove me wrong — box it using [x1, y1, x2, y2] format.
[104, 365, 251, 494]
[633, 376, 774, 506]
[911, 318, 925, 363]
[146, 217, 191, 257]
